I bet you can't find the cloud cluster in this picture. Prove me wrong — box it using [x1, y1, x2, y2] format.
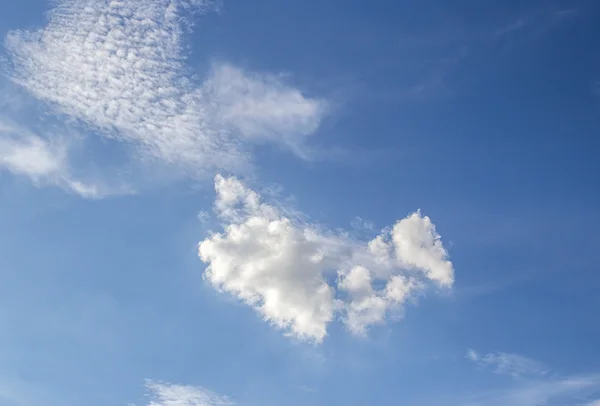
[199, 175, 454, 342]
[143, 381, 232, 406]
[3, 0, 326, 179]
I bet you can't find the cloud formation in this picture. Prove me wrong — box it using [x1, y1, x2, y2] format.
[203, 63, 328, 158]
[463, 373, 600, 406]
[0, 119, 122, 198]
[466, 349, 548, 378]
[3, 0, 326, 179]
[142, 375, 600, 406]
[143, 381, 232, 406]
[198, 175, 454, 342]
[464, 350, 600, 406]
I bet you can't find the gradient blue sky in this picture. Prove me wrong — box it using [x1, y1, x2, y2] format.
[1, 1, 600, 405]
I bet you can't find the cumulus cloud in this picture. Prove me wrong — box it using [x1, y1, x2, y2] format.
[143, 380, 232, 406]
[0, 119, 122, 198]
[3, 0, 326, 178]
[338, 266, 421, 334]
[198, 175, 454, 342]
[199, 175, 344, 341]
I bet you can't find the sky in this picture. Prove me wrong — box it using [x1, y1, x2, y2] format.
[0, 0, 599, 405]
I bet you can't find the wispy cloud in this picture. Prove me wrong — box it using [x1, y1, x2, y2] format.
[3, 0, 327, 181]
[350, 216, 375, 233]
[203, 62, 328, 159]
[494, 18, 529, 38]
[462, 374, 600, 406]
[491, 4, 579, 42]
[462, 350, 600, 406]
[142, 380, 232, 406]
[0, 118, 127, 198]
[466, 349, 548, 378]
[198, 175, 454, 342]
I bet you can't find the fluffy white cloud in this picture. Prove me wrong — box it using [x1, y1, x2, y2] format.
[391, 211, 454, 286]
[199, 175, 344, 342]
[4, 0, 326, 177]
[467, 349, 548, 378]
[144, 381, 232, 406]
[0, 119, 121, 198]
[337, 266, 421, 334]
[199, 175, 454, 342]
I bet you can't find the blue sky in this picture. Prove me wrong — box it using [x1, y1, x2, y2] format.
[0, 0, 599, 405]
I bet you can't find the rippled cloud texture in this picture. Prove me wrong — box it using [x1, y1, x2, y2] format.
[3, 0, 327, 180]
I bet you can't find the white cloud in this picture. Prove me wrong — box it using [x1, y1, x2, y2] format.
[0, 119, 122, 198]
[141, 375, 600, 406]
[391, 211, 454, 286]
[199, 175, 454, 342]
[0, 130, 65, 178]
[143, 381, 232, 406]
[462, 374, 600, 406]
[199, 175, 343, 342]
[466, 349, 548, 378]
[463, 351, 600, 405]
[3, 0, 326, 178]
[203, 63, 327, 157]
[337, 266, 421, 335]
